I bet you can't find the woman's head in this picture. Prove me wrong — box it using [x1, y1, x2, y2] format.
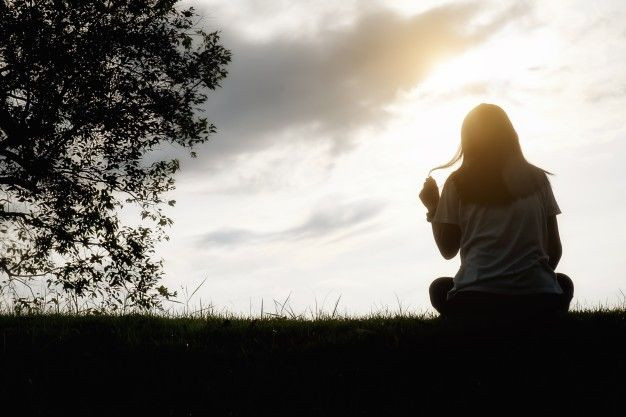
[460, 103, 522, 168]
[430, 103, 551, 205]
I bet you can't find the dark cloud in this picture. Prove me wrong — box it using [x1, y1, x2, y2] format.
[199, 200, 385, 247]
[179, 2, 532, 169]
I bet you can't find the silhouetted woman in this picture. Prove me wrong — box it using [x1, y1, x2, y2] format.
[419, 103, 573, 319]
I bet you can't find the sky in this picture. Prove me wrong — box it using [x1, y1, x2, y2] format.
[155, 0, 626, 316]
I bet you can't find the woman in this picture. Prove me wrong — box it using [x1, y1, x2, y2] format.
[419, 103, 573, 319]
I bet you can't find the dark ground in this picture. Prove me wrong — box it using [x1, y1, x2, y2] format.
[0, 311, 625, 416]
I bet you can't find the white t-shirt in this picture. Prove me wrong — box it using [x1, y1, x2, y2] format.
[432, 178, 563, 300]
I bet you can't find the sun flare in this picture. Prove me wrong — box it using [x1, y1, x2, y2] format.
[421, 30, 560, 96]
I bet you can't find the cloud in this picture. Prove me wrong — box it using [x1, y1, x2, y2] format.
[199, 200, 385, 247]
[418, 81, 494, 102]
[184, 2, 532, 168]
[585, 83, 626, 103]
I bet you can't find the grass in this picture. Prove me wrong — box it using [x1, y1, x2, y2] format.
[0, 308, 625, 416]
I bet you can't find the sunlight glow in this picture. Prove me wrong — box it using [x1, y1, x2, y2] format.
[388, 28, 563, 182]
[421, 31, 560, 95]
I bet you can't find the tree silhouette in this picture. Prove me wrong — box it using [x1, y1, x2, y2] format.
[0, 0, 230, 309]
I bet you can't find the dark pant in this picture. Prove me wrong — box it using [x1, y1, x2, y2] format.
[429, 273, 574, 319]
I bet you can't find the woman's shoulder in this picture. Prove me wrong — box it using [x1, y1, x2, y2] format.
[527, 163, 551, 185]
[528, 165, 554, 200]
[503, 161, 552, 198]
[443, 170, 461, 189]
[441, 172, 461, 198]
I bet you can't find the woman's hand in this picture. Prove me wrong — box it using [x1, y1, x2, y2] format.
[419, 177, 439, 213]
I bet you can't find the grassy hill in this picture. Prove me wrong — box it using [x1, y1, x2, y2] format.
[1, 310, 625, 416]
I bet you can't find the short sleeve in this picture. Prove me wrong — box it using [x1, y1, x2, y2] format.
[541, 182, 562, 216]
[432, 179, 460, 225]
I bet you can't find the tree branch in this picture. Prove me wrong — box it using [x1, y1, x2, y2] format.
[0, 210, 30, 220]
[0, 176, 37, 193]
[0, 105, 25, 151]
[0, 149, 28, 169]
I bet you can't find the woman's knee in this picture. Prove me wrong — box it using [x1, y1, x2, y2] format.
[429, 277, 453, 297]
[555, 273, 574, 313]
[556, 273, 574, 298]
[429, 277, 454, 313]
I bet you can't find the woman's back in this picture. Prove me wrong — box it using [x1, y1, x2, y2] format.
[433, 177, 563, 299]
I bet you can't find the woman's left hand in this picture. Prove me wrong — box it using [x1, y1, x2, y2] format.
[419, 177, 439, 213]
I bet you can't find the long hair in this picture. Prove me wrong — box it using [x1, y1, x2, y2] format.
[429, 103, 552, 205]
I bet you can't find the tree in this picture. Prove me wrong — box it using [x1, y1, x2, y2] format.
[0, 0, 230, 310]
